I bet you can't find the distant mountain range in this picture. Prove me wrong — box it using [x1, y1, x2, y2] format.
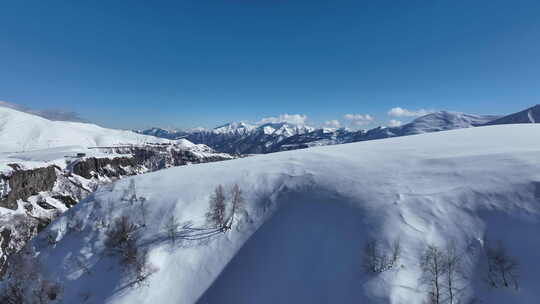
[138, 122, 315, 154]
[138, 105, 539, 154]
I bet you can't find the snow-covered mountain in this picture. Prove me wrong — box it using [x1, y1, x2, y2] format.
[213, 122, 256, 135]
[484, 104, 540, 125]
[139, 110, 504, 154]
[0, 106, 173, 152]
[0, 101, 88, 123]
[271, 111, 501, 152]
[8, 124, 540, 303]
[138, 121, 314, 154]
[390, 110, 500, 134]
[357, 111, 500, 140]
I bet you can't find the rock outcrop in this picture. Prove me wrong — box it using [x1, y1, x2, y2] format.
[0, 143, 236, 275]
[0, 166, 57, 210]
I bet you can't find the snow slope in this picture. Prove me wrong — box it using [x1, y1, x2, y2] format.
[24, 124, 540, 304]
[485, 104, 540, 125]
[0, 107, 171, 152]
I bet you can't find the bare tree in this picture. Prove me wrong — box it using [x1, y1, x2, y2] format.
[206, 185, 226, 229]
[363, 238, 401, 274]
[442, 242, 466, 304]
[139, 196, 148, 228]
[105, 216, 138, 251]
[165, 214, 179, 245]
[485, 241, 519, 290]
[421, 242, 470, 304]
[104, 215, 155, 286]
[421, 245, 445, 304]
[226, 184, 245, 230]
[123, 179, 138, 205]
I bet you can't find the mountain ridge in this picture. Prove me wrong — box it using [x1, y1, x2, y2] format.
[484, 104, 540, 126]
[138, 109, 509, 154]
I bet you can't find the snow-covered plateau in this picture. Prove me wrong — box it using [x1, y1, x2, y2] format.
[7, 123, 540, 303]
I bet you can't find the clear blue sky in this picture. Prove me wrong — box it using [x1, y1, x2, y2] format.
[1, 0, 539, 129]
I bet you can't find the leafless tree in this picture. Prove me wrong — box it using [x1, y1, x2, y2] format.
[226, 184, 245, 229]
[421, 243, 469, 304]
[421, 245, 445, 304]
[104, 215, 155, 286]
[105, 216, 138, 251]
[485, 241, 519, 290]
[165, 214, 179, 245]
[442, 242, 467, 304]
[123, 179, 138, 205]
[139, 196, 148, 228]
[206, 185, 226, 228]
[363, 238, 401, 274]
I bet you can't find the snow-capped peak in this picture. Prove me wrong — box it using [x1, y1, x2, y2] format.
[213, 122, 256, 134]
[256, 122, 314, 136]
[401, 110, 502, 133]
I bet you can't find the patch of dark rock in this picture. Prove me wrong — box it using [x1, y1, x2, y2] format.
[0, 166, 57, 210]
[37, 200, 56, 210]
[52, 195, 78, 208]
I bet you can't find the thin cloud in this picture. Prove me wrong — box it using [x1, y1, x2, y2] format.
[324, 120, 341, 128]
[257, 113, 308, 125]
[343, 113, 374, 126]
[387, 107, 432, 118]
[388, 119, 403, 127]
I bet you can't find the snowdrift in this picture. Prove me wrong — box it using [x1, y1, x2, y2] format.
[25, 124, 540, 303]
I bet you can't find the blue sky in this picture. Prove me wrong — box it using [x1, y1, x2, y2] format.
[1, 0, 539, 129]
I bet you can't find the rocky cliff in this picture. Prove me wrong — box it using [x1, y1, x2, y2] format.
[0, 143, 235, 275]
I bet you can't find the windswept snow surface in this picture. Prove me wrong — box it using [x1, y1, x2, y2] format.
[34, 124, 540, 304]
[0, 107, 171, 152]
